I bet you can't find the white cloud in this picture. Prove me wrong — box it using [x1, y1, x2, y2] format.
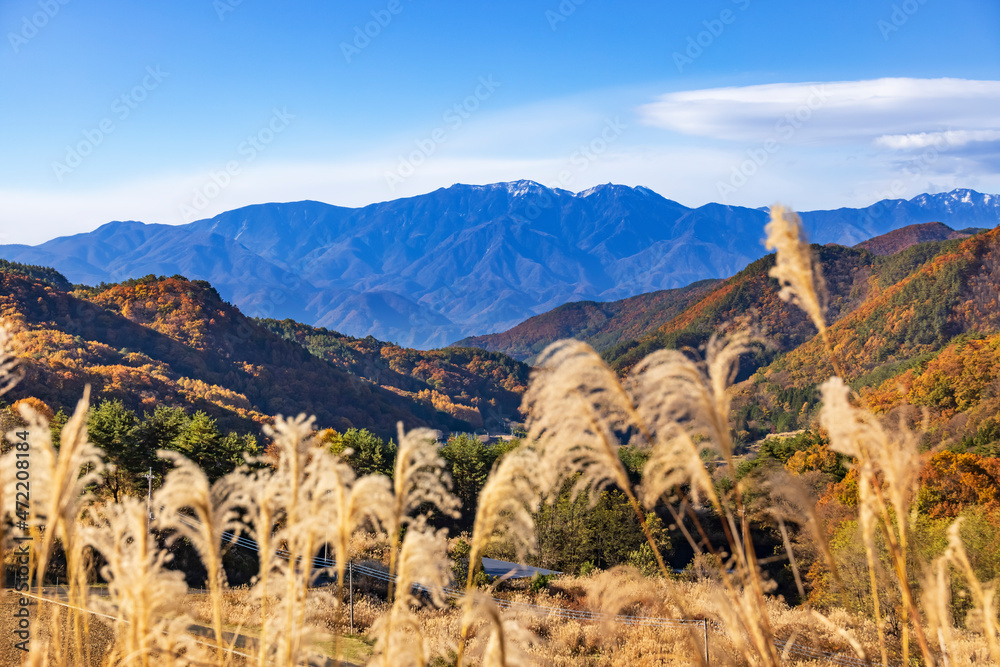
[638, 78, 1000, 144]
[874, 129, 1000, 150]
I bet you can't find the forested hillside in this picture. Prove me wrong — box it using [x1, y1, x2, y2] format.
[259, 318, 529, 430]
[0, 269, 496, 440]
[453, 279, 718, 363]
[741, 226, 1000, 446]
[853, 221, 980, 256]
[453, 223, 999, 452]
[602, 244, 875, 374]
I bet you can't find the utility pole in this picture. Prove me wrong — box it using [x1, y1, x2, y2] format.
[704, 619, 710, 666]
[141, 467, 154, 534]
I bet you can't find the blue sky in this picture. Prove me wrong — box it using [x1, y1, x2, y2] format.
[1, 0, 999, 244]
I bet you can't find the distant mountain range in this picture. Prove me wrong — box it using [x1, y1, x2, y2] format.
[1, 182, 998, 348]
[5, 222, 1000, 454]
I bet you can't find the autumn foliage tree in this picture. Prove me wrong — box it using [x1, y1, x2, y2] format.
[916, 451, 1000, 518]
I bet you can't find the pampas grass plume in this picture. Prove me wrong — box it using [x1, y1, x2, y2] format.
[523, 340, 640, 503]
[154, 450, 245, 665]
[373, 527, 452, 667]
[0, 324, 22, 397]
[765, 204, 827, 336]
[83, 497, 196, 667]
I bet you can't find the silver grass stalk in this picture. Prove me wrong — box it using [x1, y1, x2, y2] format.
[859, 473, 889, 667]
[154, 450, 245, 666]
[522, 340, 672, 582]
[811, 611, 870, 664]
[764, 204, 846, 377]
[710, 584, 784, 666]
[0, 323, 17, 598]
[387, 422, 460, 598]
[820, 377, 923, 554]
[19, 387, 105, 591]
[466, 592, 537, 667]
[631, 331, 757, 509]
[373, 527, 451, 667]
[308, 439, 393, 664]
[83, 497, 196, 667]
[263, 413, 320, 666]
[821, 379, 893, 664]
[263, 413, 395, 667]
[943, 518, 1000, 664]
[921, 555, 955, 666]
[582, 566, 658, 637]
[8, 386, 104, 665]
[523, 340, 641, 501]
[268, 414, 341, 666]
[641, 423, 719, 511]
[467, 447, 543, 586]
[765, 204, 827, 335]
[454, 446, 543, 667]
[820, 376, 934, 664]
[764, 474, 847, 606]
[630, 329, 783, 666]
[633, 332, 754, 460]
[820, 377, 892, 665]
[522, 338, 729, 665]
[241, 464, 282, 667]
[652, 329, 796, 664]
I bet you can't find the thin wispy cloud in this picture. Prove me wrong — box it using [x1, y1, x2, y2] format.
[875, 130, 1000, 150]
[638, 78, 1000, 144]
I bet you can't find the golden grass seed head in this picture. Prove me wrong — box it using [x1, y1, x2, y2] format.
[765, 204, 828, 335]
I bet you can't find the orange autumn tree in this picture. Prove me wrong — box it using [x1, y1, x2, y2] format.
[916, 450, 1000, 518]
